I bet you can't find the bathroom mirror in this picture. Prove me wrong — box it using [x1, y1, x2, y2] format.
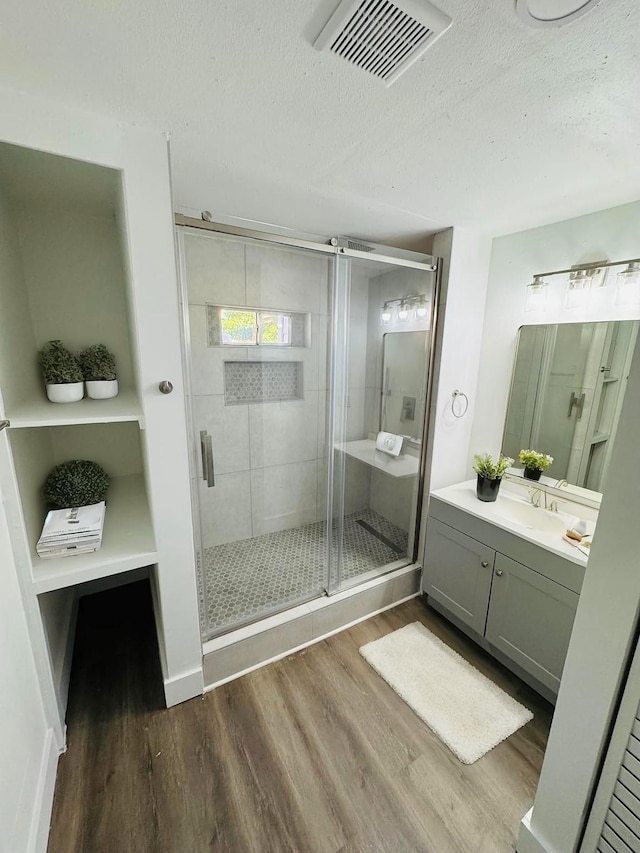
[502, 320, 638, 493]
[380, 331, 428, 439]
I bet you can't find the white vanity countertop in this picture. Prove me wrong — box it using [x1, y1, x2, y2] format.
[430, 480, 593, 567]
[336, 440, 419, 478]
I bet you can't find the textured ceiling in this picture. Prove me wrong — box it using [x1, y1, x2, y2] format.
[0, 0, 638, 246]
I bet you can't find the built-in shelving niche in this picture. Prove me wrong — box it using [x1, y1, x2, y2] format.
[223, 360, 304, 404]
[0, 141, 140, 423]
[9, 422, 157, 594]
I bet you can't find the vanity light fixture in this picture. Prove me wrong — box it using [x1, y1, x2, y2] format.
[615, 261, 640, 307]
[565, 269, 591, 309]
[416, 297, 429, 318]
[526, 257, 640, 313]
[524, 275, 548, 312]
[380, 294, 429, 324]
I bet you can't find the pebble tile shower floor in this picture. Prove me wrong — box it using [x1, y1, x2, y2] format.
[200, 509, 409, 637]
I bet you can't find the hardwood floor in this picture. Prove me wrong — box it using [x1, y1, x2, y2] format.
[48, 581, 552, 853]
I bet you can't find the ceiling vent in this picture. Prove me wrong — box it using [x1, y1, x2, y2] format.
[337, 236, 377, 252]
[314, 0, 452, 86]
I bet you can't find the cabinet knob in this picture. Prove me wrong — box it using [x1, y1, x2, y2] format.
[481, 560, 489, 568]
[496, 569, 504, 577]
[159, 380, 174, 395]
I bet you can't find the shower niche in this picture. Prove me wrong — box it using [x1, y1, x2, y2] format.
[177, 225, 436, 641]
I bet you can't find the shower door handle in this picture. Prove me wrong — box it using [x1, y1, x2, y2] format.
[200, 430, 215, 488]
[568, 391, 585, 419]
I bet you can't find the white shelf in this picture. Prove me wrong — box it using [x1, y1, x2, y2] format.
[31, 474, 157, 593]
[7, 389, 143, 429]
[336, 439, 420, 479]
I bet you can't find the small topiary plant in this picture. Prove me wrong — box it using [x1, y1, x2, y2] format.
[78, 344, 117, 382]
[473, 453, 513, 481]
[518, 449, 553, 472]
[39, 340, 83, 385]
[43, 460, 111, 509]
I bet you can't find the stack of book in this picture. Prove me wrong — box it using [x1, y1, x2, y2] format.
[36, 502, 106, 559]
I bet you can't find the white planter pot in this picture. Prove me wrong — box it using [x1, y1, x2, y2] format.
[86, 379, 119, 400]
[46, 382, 84, 403]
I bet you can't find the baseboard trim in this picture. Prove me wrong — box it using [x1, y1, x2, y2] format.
[204, 590, 420, 692]
[163, 665, 204, 707]
[27, 728, 60, 853]
[516, 808, 549, 853]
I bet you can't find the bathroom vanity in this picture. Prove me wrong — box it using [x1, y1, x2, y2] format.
[423, 480, 593, 701]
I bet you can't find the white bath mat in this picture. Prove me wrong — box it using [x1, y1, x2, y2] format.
[360, 622, 533, 764]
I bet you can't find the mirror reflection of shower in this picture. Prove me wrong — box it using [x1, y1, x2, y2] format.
[503, 320, 638, 493]
[380, 331, 428, 440]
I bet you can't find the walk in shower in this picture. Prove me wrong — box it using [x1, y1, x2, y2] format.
[176, 222, 437, 640]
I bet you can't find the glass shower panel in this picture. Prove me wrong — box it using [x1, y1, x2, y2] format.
[332, 258, 433, 592]
[181, 229, 333, 638]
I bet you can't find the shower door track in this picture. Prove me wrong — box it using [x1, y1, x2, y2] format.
[174, 213, 438, 271]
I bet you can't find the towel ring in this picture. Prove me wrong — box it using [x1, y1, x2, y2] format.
[451, 389, 469, 419]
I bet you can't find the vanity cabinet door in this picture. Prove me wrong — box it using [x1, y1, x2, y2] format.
[485, 553, 579, 693]
[424, 519, 495, 635]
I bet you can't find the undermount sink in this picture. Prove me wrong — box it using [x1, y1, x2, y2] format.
[493, 499, 567, 534]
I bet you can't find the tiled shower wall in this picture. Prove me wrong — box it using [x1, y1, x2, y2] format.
[185, 232, 330, 548]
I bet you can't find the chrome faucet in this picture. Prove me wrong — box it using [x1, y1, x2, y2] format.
[528, 487, 544, 508]
[554, 478, 568, 489]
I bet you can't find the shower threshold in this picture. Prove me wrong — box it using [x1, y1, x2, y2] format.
[202, 562, 422, 691]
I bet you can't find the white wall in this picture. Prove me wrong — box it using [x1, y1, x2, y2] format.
[0, 189, 37, 412]
[517, 333, 640, 853]
[0, 484, 50, 853]
[427, 227, 493, 490]
[15, 205, 135, 394]
[471, 201, 640, 467]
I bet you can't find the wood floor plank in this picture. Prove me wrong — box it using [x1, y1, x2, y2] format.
[48, 582, 551, 853]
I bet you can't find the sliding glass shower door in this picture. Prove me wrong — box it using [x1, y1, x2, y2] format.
[177, 225, 436, 640]
[179, 228, 334, 637]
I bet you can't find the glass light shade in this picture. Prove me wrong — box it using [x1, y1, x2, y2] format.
[381, 305, 392, 324]
[397, 300, 410, 321]
[416, 299, 429, 318]
[615, 262, 640, 307]
[565, 270, 590, 309]
[524, 277, 548, 312]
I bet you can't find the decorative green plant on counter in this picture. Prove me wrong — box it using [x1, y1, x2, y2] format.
[518, 449, 553, 472]
[39, 340, 83, 385]
[473, 453, 513, 502]
[473, 453, 513, 481]
[43, 460, 111, 509]
[78, 344, 117, 382]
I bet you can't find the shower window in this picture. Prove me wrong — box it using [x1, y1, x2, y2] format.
[209, 305, 307, 347]
[219, 309, 257, 345]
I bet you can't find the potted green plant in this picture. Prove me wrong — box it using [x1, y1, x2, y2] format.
[518, 449, 553, 481]
[43, 460, 110, 509]
[39, 340, 84, 403]
[473, 453, 513, 502]
[78, 344, 118, 400]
